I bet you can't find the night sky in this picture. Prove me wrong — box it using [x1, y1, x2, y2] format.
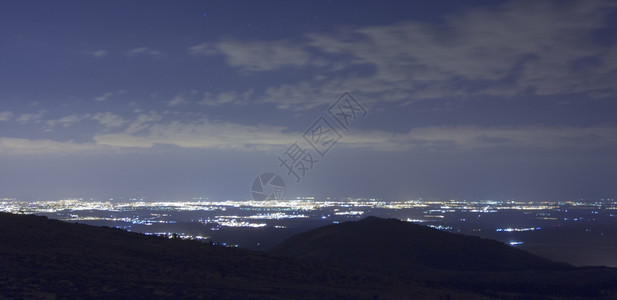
[1, 0, 616, 201]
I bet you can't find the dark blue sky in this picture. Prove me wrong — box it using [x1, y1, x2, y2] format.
[1, 0, 616, 201]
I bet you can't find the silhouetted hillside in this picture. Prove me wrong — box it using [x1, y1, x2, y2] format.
[0, 212, 486, 299]
[0, 213, 397, 299]
[3, 212, 617, 299]
[271, 216, 570, 274]
[271, 217, 617, 298]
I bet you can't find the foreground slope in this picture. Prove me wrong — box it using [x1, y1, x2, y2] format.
[2, 213, 617, 299]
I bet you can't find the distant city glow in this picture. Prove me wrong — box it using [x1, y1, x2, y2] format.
[1, 197, 615, 243]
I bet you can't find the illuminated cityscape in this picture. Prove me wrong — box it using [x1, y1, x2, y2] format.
[2, 196, 616, 261]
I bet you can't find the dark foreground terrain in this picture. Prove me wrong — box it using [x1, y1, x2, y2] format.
[1, 212, 617, 299]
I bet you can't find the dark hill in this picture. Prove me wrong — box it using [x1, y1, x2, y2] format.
[0, 212, 441, 299]
[3, 212, 617, 299]
[270, 216, 570, 274]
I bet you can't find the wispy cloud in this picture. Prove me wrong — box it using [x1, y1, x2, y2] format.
[94, 90, 127, 102]
[86, 49, 108, 58]
[0, 137, 107, 155]
[91, 112, 127, 129]
[126, 47, 162, 57]
[46, 114, 85, 128]
[192, 0, 617, 111]
[0, 111, 14, 122]
[189, 39, 317, 71]
[342, 125, 617, 152]
[199, 90, 253, 106]
[2, 111, 615, 155]
[167, 94, 188, 107]
[16, 111, 46, 124]
[93, 119, 296, 151]
[188, 43, 218, 56]
[95, 92, 114, 102]
[124, 112, 163, 134]
[91, 116, 617, 153]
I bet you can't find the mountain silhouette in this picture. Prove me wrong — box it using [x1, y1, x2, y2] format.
[3, 212, 617, 299]
[270, 216, 570, 275]
[0, 212, 411, 299]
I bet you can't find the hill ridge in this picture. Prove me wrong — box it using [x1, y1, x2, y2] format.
[3, 212, 617, 299]
[270, 216, 571, 273]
